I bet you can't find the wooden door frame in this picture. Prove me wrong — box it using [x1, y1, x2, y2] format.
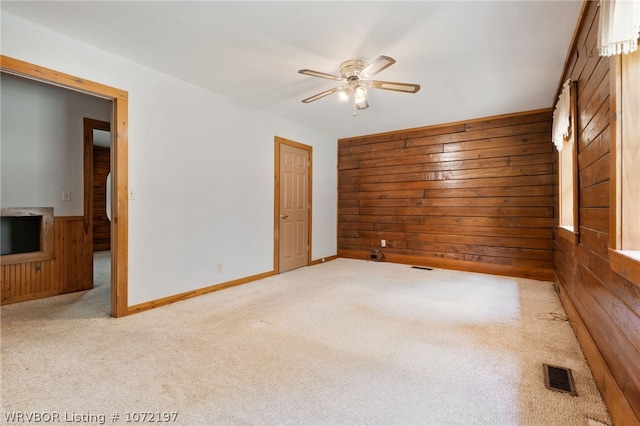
[274, 136, 312, 273]
[1, 55, 129, 317]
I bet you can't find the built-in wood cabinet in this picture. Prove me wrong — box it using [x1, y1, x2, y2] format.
[1, 215, 92, 304]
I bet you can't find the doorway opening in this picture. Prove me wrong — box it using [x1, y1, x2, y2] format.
[84, 119, 112, 311]
[1, 55, 129, 317]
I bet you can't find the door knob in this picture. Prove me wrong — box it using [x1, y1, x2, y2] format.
[280, 214, 288, 219]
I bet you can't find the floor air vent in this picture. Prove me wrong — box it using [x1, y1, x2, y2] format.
[411, 266, 433, 270]
[543, 364, 577, 396]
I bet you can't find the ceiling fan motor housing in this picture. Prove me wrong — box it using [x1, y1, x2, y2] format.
[340, 59, 368, 80]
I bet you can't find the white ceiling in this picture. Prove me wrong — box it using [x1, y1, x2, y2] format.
[1, 1, 583, 139]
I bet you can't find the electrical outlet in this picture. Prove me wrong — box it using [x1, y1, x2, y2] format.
[217, 264, 223, 273]
[381, 239, 386, 247]
[62, 190, 71, 201]
[129, 189, 136, 200]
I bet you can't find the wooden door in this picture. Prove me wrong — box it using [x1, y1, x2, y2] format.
[93, 144, 111, 251]
[84, 119, 111, 254]
[278, 142, 310, 272]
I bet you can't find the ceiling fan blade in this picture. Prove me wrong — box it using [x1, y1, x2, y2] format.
[301, 86, 342, 103]
[298, 69, 344, 81]
[370, 80, 421, 93]
[360, 55, 396, 78]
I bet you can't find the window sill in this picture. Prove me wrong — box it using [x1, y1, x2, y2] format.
[558, 225, 579, 244]
[609, 249, 640, 287]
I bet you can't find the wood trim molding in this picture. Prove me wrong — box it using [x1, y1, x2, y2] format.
[570, 80, 580, 239]
[610, 55, 622, 248]
[557, 226, 579, 245]
[0, 252, 55, 266]
[1, 55, 129, 317]
[309, 255, 339, 266]
[557, 81, 579, 245]
[0, 207, 54, 265]
[0, 56, 126, 101]
[338, 250, 555, 281]
[608, 53, 640, 288]
[274, 140, 280, 272]
[128, 270, 275, 315]
[129, 257, 338, 314]
[274, 136, 313, 273]
[609, 249, 640, 287]
[553, 0, 589, 101]
[340, 108, 553, 142]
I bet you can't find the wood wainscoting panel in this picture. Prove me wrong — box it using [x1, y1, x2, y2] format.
[54, 216, 93, 293]
[1, 216, 93, 305]
[1, 260, 55, 304]
[338, 109, 555, 280]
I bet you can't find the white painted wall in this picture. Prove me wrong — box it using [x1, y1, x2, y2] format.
[1, 12, 338, 306]
[1, 74, 112, 216]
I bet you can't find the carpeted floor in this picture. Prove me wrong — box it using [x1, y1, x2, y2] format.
[1, 258, 611, 425]
[93, 250, 111, 289]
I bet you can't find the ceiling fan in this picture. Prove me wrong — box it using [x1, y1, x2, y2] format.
[298, 55, 420, 112]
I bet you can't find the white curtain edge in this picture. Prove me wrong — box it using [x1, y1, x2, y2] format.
[598, 0, 640, 57]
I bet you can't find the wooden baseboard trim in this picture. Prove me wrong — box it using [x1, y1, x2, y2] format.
[338, 250, 554, 281]
[310, 255, 339, 266]
[127, 270, 275, 315]
[555, 274, 640, 426]
[1, 290, 61, 305]
[127, 255, 341, 316]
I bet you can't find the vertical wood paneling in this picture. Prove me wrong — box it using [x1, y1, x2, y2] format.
[554, 2, 640, 424]
[54, 216, 92, 293]
[338, 110, 555, 280]
[1, 216, 92, 304]
[93, 146, 111, 252]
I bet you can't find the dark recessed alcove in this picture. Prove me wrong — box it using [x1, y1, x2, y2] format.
[1, 215, 42, 255]
[0, 207, 54, 264]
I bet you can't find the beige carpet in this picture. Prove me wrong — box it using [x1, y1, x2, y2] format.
[1, 258, 611, 425]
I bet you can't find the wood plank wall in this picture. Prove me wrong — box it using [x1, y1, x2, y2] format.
[554, 1, 640, 424]
[1, 216, 93, 304]
[93, 146, 111, 252]
[338, 110, 555, 280]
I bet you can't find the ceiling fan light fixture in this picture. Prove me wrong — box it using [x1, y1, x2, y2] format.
[354, 85, 367, 102]
[355, 98, 369, 110]
[338, 86, 352, 102]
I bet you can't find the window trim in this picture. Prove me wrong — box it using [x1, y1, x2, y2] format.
[557, 81, 579, 245]
[609, 54, 640, 287]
